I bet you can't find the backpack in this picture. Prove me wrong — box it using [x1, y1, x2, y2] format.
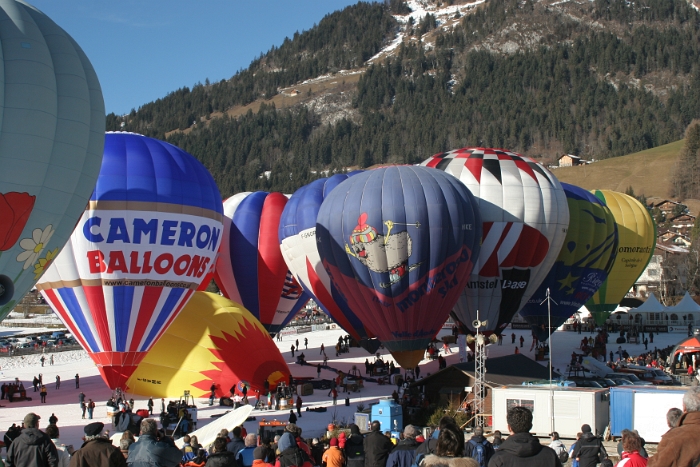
[558, 450, 569, 464]
[469, 439, 488, 467]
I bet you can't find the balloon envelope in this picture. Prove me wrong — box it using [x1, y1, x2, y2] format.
[214, 192, 310, 335]
[37, 133, 223, 389]
[0, 0, 105, 316]
[586, 190, 656, 323]
[518, 183, 618, 335]
[279, 174, 372, 342]
[316, 166, 482, 368]
[127, 292, 290, 398]
[422, 147, 569, 335]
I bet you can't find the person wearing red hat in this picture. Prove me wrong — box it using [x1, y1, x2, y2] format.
[323, 438, 345, 467]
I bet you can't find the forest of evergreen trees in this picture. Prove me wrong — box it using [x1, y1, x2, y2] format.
[108, 0, 700, 197]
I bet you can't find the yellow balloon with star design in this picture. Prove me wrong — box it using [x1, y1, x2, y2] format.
[519, 183, 619, 332]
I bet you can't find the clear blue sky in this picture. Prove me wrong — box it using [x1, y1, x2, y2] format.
[29, 0, 361, 115]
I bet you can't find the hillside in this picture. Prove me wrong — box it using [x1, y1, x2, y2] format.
[554, 140, 685, 197]
[110, 0, 700, 197]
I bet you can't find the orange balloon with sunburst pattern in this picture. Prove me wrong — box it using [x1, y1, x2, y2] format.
[126, 291, 290, 398]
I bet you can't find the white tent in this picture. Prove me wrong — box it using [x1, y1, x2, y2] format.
[668, 292, 700, 313]
[632, 293, 665, 312]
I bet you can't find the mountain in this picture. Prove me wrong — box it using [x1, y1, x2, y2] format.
[108, 0, 700, 197]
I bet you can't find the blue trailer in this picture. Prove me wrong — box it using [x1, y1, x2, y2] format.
[610, 386, 686, 442]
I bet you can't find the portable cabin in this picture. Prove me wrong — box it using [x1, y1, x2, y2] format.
[491, 386, 609, 439]
[370, 398, 402, 434]
[610, 386, 686, 443]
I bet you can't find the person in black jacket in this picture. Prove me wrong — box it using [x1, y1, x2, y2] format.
[345, 424, 366, 467]
[386, 425, 420, 467]
[206, 437, 238, 467]
[487, 406, 561, 467]
[571, 424, 607, 467]
[363, 421, 394, 467]
[5, 413, 58, 467]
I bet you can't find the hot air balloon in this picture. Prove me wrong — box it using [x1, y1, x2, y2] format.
[127, 291, 289, 398]
[316, 166, 482, 369]
[422, 147, 569, 335]
[279, 174, 377, 349]
[0, 0, 105, 317]
[586, 190, 656, 324]
[214, 192, 310, 335]
[518, 183, 618, 337]
[36, 132, 223, 389]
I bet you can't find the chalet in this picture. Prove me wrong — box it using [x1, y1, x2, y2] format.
[669, 213, 696, 232]
[558, 154, 583, 167]
[634, 254, 663, 298]
[658, 230, 692, 247]
[654, 200, 685, 216]
[290, 89, 300, 96]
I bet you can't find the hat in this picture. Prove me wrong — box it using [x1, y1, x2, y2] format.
[278, 432, 296, 452]
[403, 424, 419, 439]
[330, 438, 338, 447]
[84, 422, 104, 436]
[253, 446, 266, 460]
[23, 413, 40, 428]
[285, 423, 299, 435]
[581, 424, 592, 433]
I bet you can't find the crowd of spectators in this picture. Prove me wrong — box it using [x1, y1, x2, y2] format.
[6, 385, 700, 466]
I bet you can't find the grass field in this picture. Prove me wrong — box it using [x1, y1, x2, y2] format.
[553, 139, 700, 215]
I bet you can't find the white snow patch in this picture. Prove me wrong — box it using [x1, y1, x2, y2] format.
[368, 0, 486, 64]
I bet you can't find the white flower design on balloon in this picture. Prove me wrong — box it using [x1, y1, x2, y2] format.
[16, 225, 55, 270]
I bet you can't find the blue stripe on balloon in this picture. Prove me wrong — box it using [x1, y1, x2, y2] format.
[141, 288, 183, 351]
[112, 285, 134, 352]
[56, 288, 101, 353]
[230, 192, 267, 319]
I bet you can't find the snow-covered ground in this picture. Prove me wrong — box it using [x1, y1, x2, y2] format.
[0, 323, 686, 451]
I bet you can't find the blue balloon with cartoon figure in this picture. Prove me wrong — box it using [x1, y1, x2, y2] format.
[316, 166, 482, 368]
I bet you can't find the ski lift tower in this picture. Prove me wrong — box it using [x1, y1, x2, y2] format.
[466, 312, 497, 428]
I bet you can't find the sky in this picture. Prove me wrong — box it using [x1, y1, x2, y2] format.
[29, 0, 361, 115]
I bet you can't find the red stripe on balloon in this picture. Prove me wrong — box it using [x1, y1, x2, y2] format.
[256, 193, 288, 326]
[83, 285, 111, 351]
[129, 286, 161, 352]
[514, 158, 538, 184]
[423, 157, 442, 168]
